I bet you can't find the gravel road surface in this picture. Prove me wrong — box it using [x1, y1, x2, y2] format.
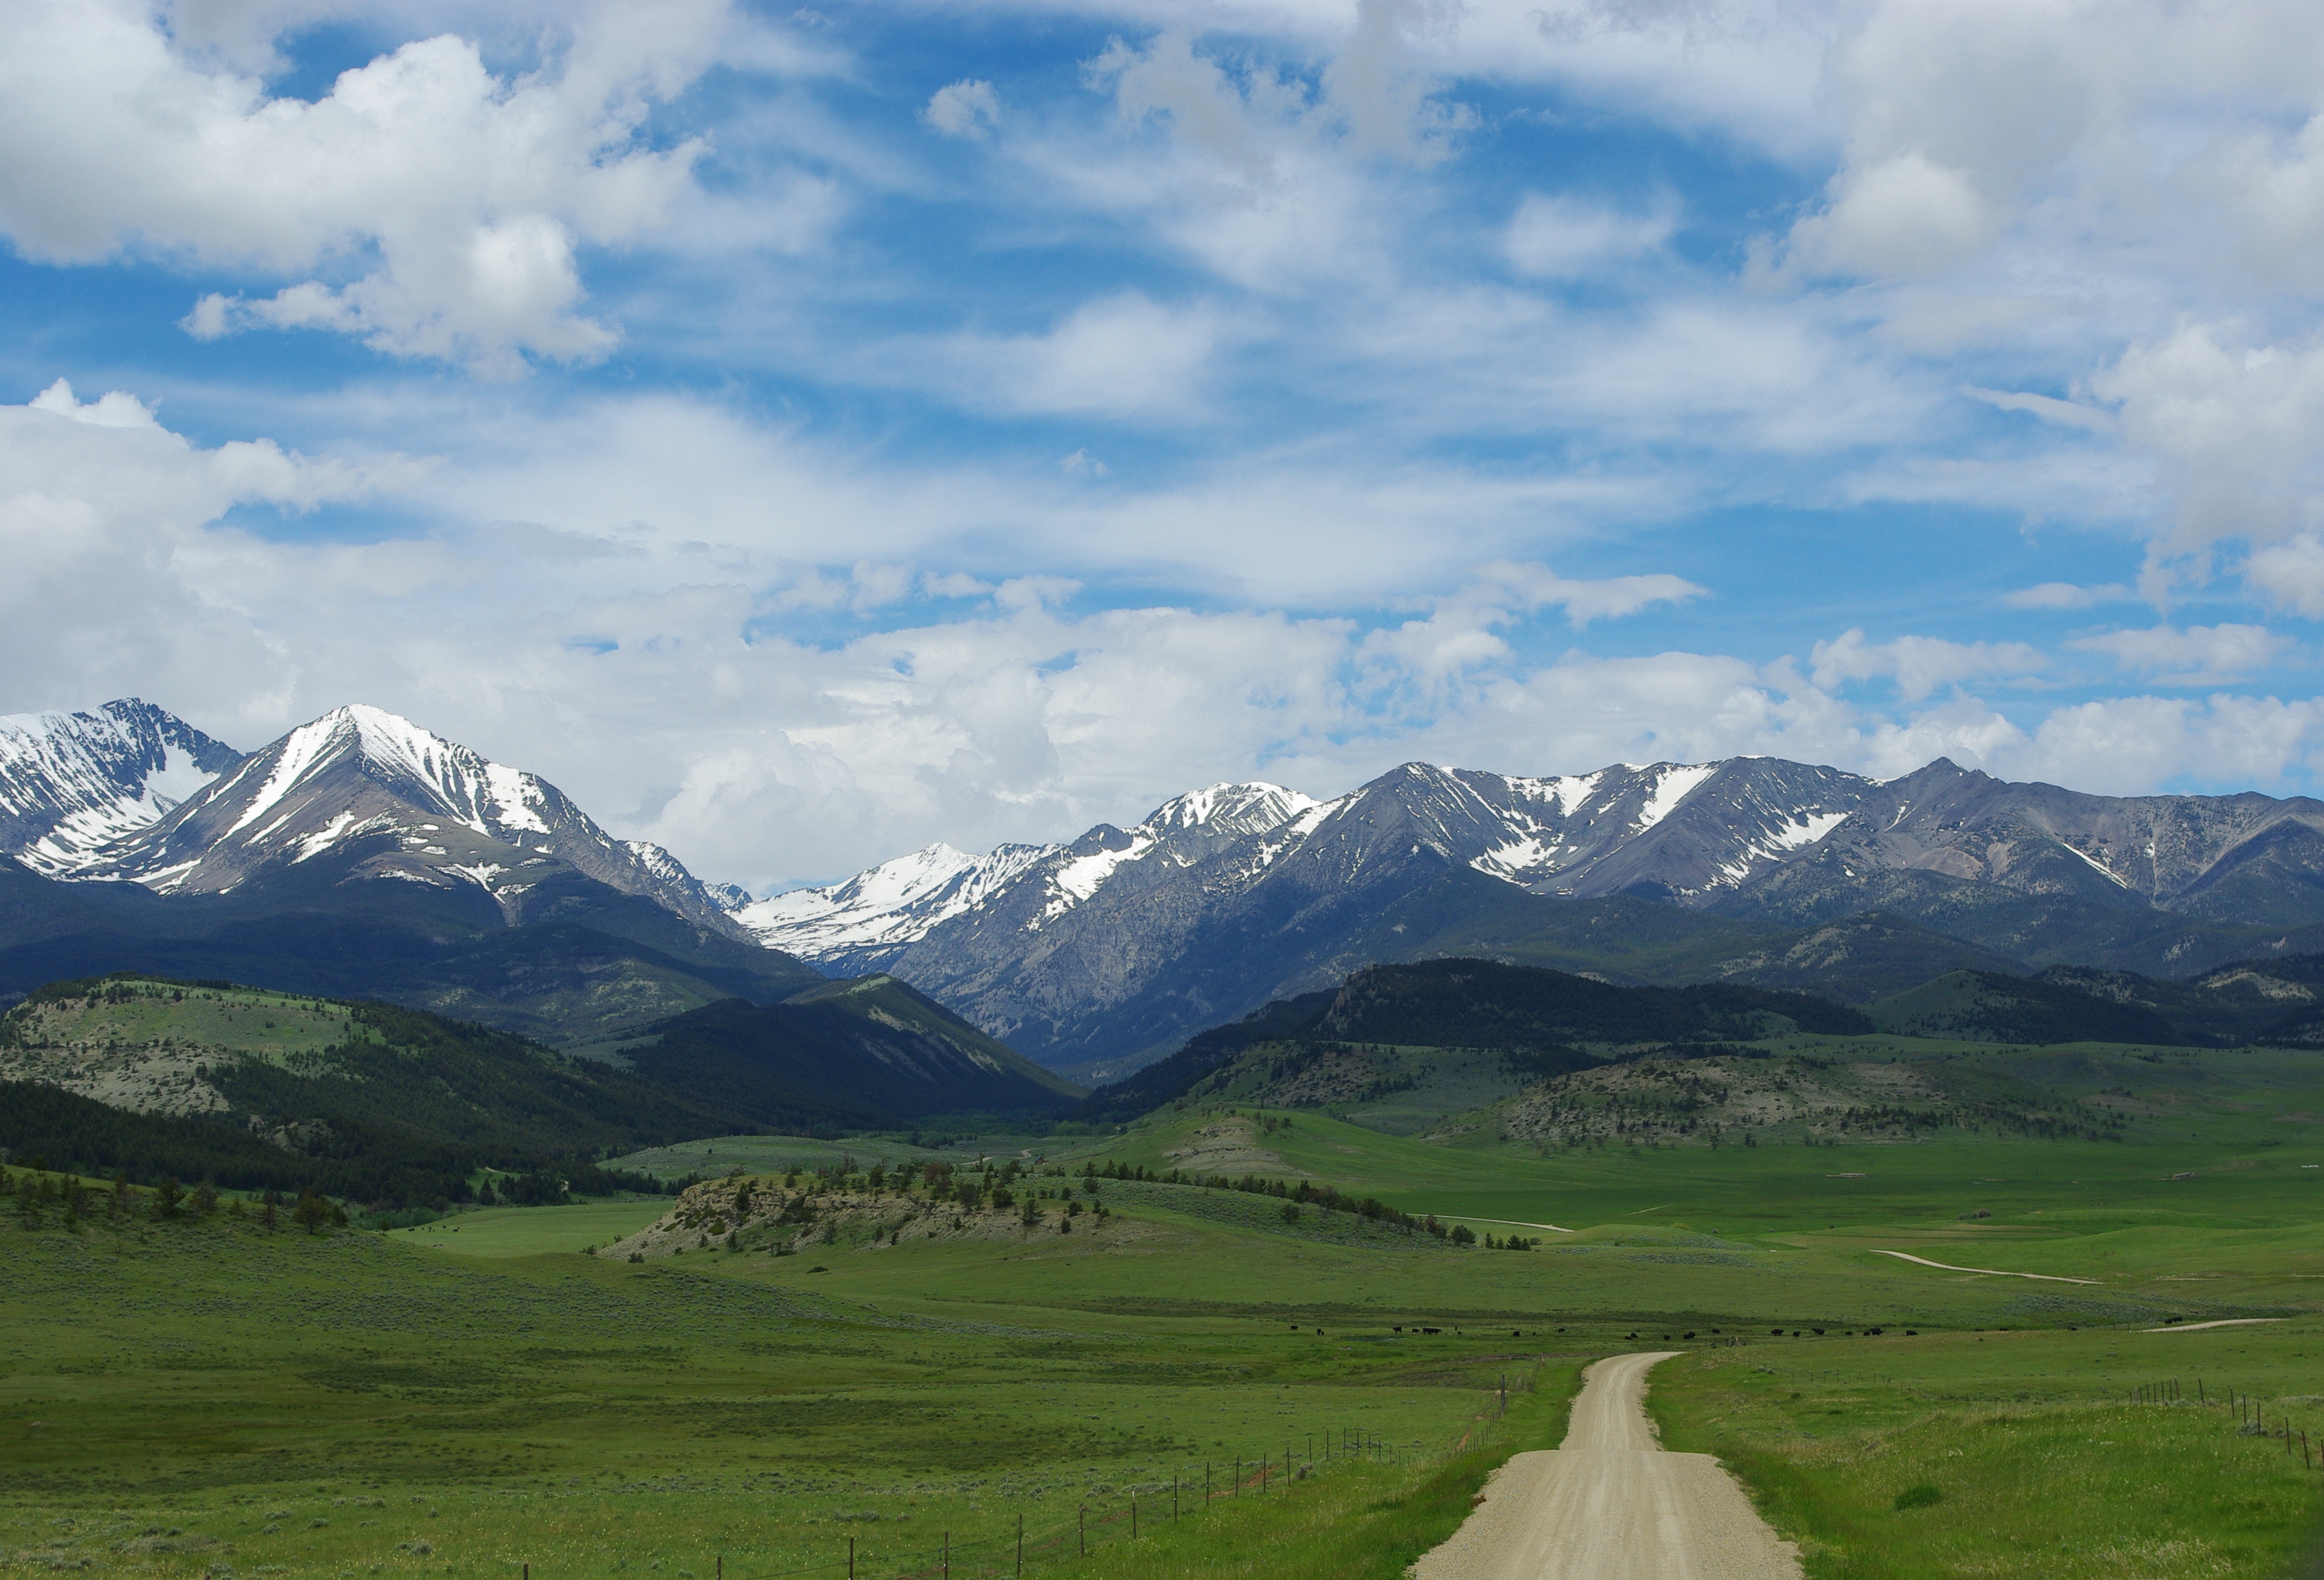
[1412, 1352, 1801, 1580]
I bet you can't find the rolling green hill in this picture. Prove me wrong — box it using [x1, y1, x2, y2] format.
[0, 970, 1081, 1203]
[617, 974, 1082, 1129]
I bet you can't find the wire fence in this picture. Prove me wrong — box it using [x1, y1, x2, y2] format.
[508, 1369, 1542, 1580]
[2121, 1376, 2319, 1471]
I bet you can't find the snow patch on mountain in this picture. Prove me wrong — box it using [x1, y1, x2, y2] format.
[1470, 835, 1561, 882]
[1772, 810, 1851, 850]
[0, 700, 243, 874]
[1045, 835, 1155, 916]
[1634, 763, 1719, 832]
[734, 841, 1058, 955]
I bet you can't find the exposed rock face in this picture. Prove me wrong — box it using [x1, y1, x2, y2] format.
[0, 698, 243, 873]
[70, 704, 749, 937]
[748, 755, 2324, 1077]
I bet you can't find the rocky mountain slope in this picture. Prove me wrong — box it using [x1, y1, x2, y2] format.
[0, 702, 824, 1045]
[71, 704, 743, 935]
[0, 700, 243, 873]
[745, 755, 2324, 1075]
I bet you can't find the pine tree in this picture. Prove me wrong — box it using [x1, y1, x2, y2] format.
[292, 1189, 331, 1234]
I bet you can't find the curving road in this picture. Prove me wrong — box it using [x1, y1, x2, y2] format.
[1413, 1352, 1801, 1580]
[1868, 1248, 2100, 1284]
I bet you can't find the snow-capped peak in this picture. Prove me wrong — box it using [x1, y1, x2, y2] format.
[214, 704, 552, 845]
[0, 699, 243, 875]
[734, 840, 1058, 956]
[1143, 781, 1322, 838]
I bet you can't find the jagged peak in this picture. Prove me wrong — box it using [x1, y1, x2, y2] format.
[1140, 781, 1322, 835]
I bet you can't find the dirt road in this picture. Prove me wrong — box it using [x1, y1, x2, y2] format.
[1412, 1352, 1801, 1580]
[1869, 1248, 2100, 1284]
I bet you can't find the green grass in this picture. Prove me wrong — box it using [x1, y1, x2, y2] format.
[396, 1200, 671, 1256]
[1651, 1324, 2324, 1578]
[13, 1025, 2324, 1579]
[0, 1167, 1573, 1579]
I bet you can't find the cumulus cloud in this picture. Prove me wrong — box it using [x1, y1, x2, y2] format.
[1810, 628, 2046, 702]
[925, 79, 1001, 138]
[2245, 533, 2324, 617]
[16, 372, 2324, 889]
[2067, 623, 2295, 685]
[0, 1, 724, 370]
[2090, 326, 2324, 567]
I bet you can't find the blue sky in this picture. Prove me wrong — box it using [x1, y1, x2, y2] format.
[6, 0, 2324, 892]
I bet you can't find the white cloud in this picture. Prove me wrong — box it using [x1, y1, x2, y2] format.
[0, 2, 724, 370]
[2245, 533, 2324, 617]
[1810, 628, 2046, 702]
[15, 370, 2324, 889]
[1505, 192, 1676, 278]
[1788, 151, 1997, 281]
[2067, 623, 2295, 685]
[925, 79, 1001, 138]
[2001, 581, 2132, 611]
[863, 291, 1228, 418]
[2090, 325, 2324, 569]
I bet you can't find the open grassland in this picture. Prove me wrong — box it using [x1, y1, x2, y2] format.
[393, 1200, 671, 1257]
[0, 1169, 1579, 1580]
[1651, 1323, 2324, 1579]
[15, 1028, 2324, 1579]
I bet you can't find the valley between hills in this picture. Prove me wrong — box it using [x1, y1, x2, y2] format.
[8, 700, 2324, 1577]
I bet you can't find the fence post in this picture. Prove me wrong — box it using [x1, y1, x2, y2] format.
[849, 1535, 855, 1579]
[944, 1530, 950, 1577]
[1079, 1505, 1086, 1557]
[1234, 1458, 1240, 1498]
[1132, 1497, 1137, 1541]
[1018, 1513, 1024, 1577]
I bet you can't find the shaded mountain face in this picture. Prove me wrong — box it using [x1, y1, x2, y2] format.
[617, 974, 1082, 1129]
[0, 700, 243, 872]
[743, 755, 2324, 1074]
[1061, 957, 1867, 1124]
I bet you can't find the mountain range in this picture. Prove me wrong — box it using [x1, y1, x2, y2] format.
[743, 757, 2324, 1078]
[0, 700, 817, 1045]
[12, 698, 2324, 1083]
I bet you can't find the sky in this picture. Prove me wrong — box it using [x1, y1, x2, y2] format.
[7, 0, 2324, 895]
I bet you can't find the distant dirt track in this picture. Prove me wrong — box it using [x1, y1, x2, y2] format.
[1412, 1352, 1801, 1580]
[1870, 1248, 2101, 1284]
[2143, 1318, 2286, 1333]
[1452, 1217, 1577, 1234]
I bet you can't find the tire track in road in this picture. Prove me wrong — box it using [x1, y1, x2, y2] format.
[1413, 1352, 1800, 1580]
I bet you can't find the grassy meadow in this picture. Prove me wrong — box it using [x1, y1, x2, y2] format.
[10, 1031, 2324, 1577]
